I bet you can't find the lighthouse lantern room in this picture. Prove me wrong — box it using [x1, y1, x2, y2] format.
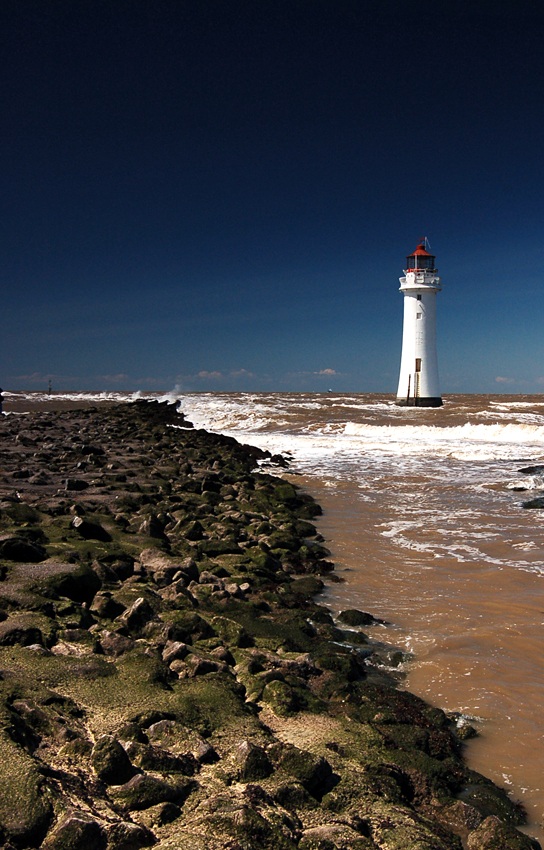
[395, 239, 442, 407]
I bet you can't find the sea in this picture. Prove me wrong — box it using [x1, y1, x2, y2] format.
[5, 390, 544, 843]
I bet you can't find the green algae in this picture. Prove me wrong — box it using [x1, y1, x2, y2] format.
[0, 728, 52, 845]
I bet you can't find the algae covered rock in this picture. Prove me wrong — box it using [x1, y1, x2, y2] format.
[466, 815, 539, 849]
[262, 678, 303, 716]
[232, 739, 273, 781]
[338, 608, 376, 627]
[106, 820, 156, 849]
[0, 730, 53, 846]
[0, 536, 48, 562]
[41, 810, 106, 850]
[91, 734, 136, 785]
[271, 743, 336, 800]
[112, 773, 195, 811]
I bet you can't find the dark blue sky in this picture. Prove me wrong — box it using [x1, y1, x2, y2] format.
[3, 0, 544, 394]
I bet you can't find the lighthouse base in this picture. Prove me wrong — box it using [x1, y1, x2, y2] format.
[395, 396, 443, 408]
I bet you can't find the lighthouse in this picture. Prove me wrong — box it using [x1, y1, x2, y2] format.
[395, 239, 442, 407]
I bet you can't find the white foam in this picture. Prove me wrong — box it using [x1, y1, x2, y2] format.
[507, 476, 544, 491]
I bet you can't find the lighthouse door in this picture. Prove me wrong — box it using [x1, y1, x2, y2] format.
[414, 359, 422, 399]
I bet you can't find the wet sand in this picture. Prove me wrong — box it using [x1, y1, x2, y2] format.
[310, 478, 544, 845]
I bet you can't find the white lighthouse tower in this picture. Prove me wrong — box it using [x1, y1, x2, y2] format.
[396, 239, 442, 407]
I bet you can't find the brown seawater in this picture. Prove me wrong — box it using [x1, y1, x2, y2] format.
[7, 390, 544, 843]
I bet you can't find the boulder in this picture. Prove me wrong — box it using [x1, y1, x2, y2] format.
[116, 597, 155, 633]
[272, 744, 335, 800]
[71, 516, 112, 542]
[91, 735, 136, 785]
[233, 740, 273, 781]
[64, 478, 90, 491]
[0, 536, 47, 562]
[338, 608, 377, 627]
[112, 774, 195, 811]
[107, 821, 155, 850]
[41, 811, 106, 850]
[467, 815, 538, 850]
[99, 630, 135, 657]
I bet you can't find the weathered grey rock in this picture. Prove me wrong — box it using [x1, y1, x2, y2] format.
[138, 515, 167, 539]
[90, 592, 126, 620]
[125, 742, 197, 775]
[0, 617, 48, 647]
[185, 654, 224, 676]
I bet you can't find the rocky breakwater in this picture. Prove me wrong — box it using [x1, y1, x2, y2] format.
[0, 399, 538, 850]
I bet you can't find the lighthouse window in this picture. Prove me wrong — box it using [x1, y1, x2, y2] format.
[415, 358, 422, 372]
[416, 312, 422, 319]
[417, 294, 422, 301]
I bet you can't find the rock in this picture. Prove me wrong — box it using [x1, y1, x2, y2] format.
[40, 562, 102, 604]
[272, 744, 336, 800]
[41, 811, 106, 850]
[90, 592, 126, 619]
[0, 536, 48, 562]
[71, 516, 112, 542]
[137, 802, 181, 828]
[211, 615, 252, 648]
[184, 520, 205, 541]
[125, 742, 197, 775]
[299, 823, 370, 849]
[162, 611, 214, 643]
[185, 654, 224, 676]
[65, 478, 90, 491]
[233, 740, 273, 781]
[459, 780, 526, 824]
[162, 640, 189, 665]
[91, 735, 136, 785]
[0, 747, 52, 846]
[0, 615, 49, 647]
[138, 515, 167, 539]
[80, 444, 106, 456]
[99, 630, 135, 656]
[112, 774, 195, 811]
[0, 400, 537, 850]
[338, 608, 377, 627]
[117, 597, 155, 633]
[106, 821, 156, 850]
[467, 815, 539, 849]
[262, 679, 302, 716]
[522, 497, 544, 509]
[274, 781, 315, 810]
